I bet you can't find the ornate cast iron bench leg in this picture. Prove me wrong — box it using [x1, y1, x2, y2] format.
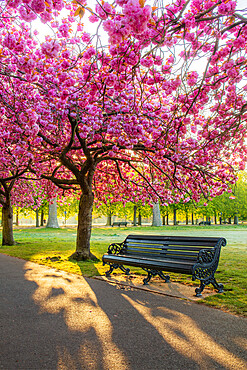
[195, 280, 206, 297]
[105, 263, 130, 277]
[143, 269, 170, 285]
[211, 277, 224, 293]
[119, 265, 130, 275]
[195, 276, 224, 297]
[105, 263, 118, 277]
[158, 271, 170, 282]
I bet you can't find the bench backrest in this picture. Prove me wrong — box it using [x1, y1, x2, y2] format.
[122, 235, 226, 262]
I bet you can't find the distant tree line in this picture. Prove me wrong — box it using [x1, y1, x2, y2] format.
[3, 172, 246, 228]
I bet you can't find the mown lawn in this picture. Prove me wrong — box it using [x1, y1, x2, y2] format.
[0, 224, 246, 317]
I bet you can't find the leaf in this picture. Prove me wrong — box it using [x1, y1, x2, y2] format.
[139, 0, 145, 8]
[74, 7, 85, 18]
[74, 7, 81, 16]
[152, 6, 158, 12]
[78, 8, 85, 18]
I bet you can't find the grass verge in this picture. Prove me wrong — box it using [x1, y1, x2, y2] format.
[0, 225, 246, 317]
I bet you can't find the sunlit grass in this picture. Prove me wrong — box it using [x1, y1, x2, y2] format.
[0, 224, 246, 316]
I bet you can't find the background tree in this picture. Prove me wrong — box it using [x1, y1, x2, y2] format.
[57, 195, 80, 225]
[0, 123, 34, 244]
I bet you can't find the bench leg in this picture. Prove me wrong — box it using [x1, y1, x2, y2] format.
[143, 269, 170, 285]
[143, 270, 153, 285]
[105, 263, 130, 277]
[195, 276, 224, 297]
[211, 277, 224, 293]
[195, 281, 206, 297]
[158, 271, 170, 282]
[119, 265, 130, 275]
[105, 264, 114, 277]
[105, 263, 119, 277]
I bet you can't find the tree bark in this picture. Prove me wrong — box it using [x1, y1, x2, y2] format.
[173, 209, 177, 225]
[2, 203, 15, 246]
[40, 209, 44, 226]
[35, 209, 39, 227]
[138, 212, 142, 226]
[106, 213, 112, 226]
[70, 193, 96, 261]
[152, 202, 162, 226]
[133, 205, 137, 226]
[46, 198, 59, 228]
[214, 212, 217, 225]
[191, 212, 194, 225]
[15, 208, 19, 226]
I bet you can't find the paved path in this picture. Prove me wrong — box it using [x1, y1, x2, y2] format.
[0, 254, 247, 370]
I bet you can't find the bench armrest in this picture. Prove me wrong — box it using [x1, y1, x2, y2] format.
[196, 237, 226, 265]
[107, 242, 124, 255]
[197, 248, 216, 264]
[192, 244, 223, 281]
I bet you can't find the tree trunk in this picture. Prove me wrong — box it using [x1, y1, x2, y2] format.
[162, 215, 166, 226]
[138, 212, 142, 226]
[106, 213, 112, 226]
[214, 212, 217, 225]
[228, 217, 231, 224]
[234, 215, 238, 225]
[40, 209, 44, 226]
[46, 198, 59, 228]
[173, 209, 177, 225]
[185, 212, 188, 225]
[191, 212, 194, 225]
[15, 208, 19, 226]
[166, 214, 169, 225]
[2, 203, 15, 246]
[70, 193, 96, 261]
[35, 209, 39, 227]
[133, 205, 137, 226]
[152, 202, 162, 226]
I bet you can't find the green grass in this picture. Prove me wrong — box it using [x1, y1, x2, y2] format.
[0, 224, 246, 317]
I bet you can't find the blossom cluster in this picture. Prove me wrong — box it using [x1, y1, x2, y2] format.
[6, 0, 64, 22]
[0, 0, 247, 212]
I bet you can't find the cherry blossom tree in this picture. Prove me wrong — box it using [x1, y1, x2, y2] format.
[1, 0, 247, 258]
[0, 100, 34, 244]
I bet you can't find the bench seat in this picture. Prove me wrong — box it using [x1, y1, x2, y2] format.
[102, 234, 226, 297]
[103, 254, 194, 274]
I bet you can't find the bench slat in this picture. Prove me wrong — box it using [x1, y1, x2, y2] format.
[126, 235, 222, 242]
[121, 253, 197, 262]
[105, 253, 194, 265]
[125, 247, 199, 257]
[125, 243, 214, 251]
[103, 254, 193, 273]
[126, 239, 217, 247]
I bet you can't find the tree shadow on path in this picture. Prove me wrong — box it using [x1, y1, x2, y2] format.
[1, 254, 246, 370]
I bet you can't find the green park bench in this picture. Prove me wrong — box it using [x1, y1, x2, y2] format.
[102, 234, 226, 297]
[111, 221, 128, 227]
